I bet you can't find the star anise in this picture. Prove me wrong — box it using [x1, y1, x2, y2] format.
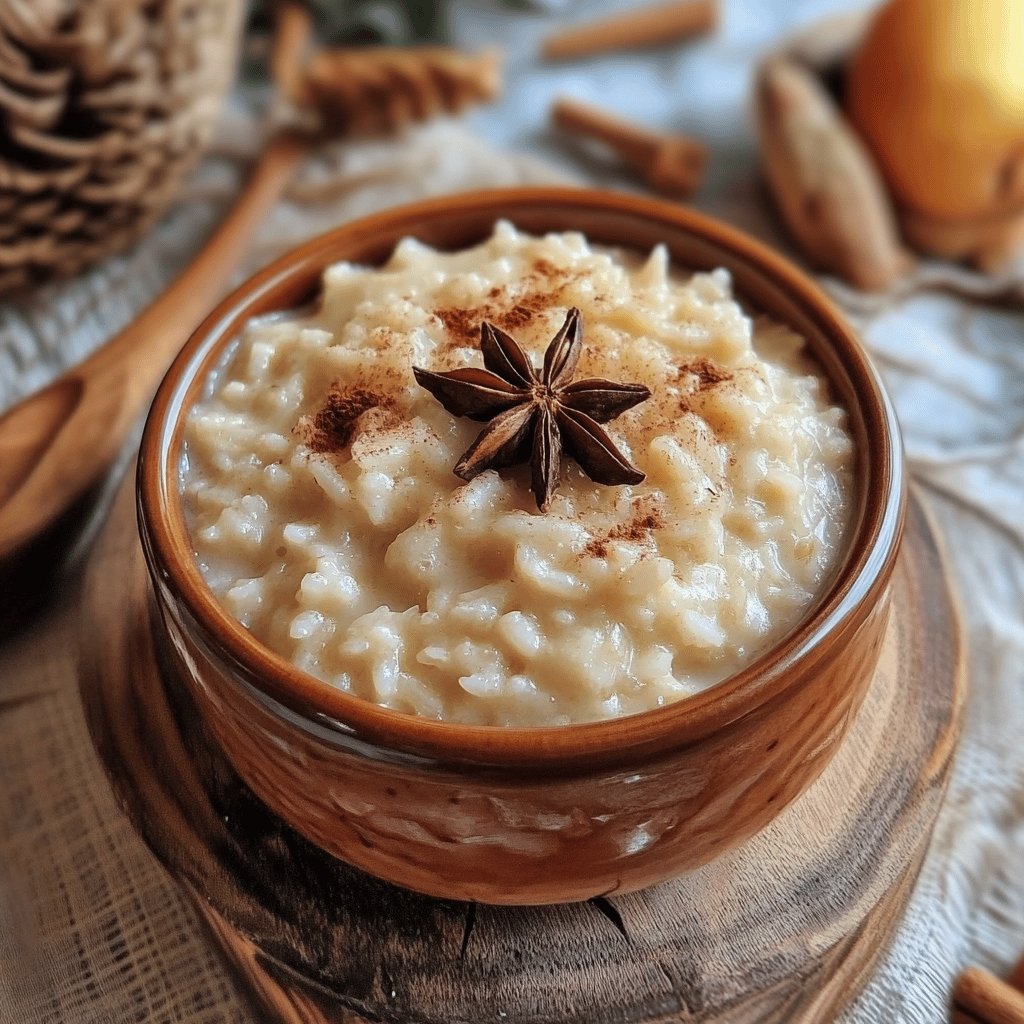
[413, 307, 651, 511]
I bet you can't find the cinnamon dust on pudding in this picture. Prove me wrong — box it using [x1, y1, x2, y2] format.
[434, 259, 582, 356]
[678, 357, 733, 390]
[584, 501, 666, 559]
[300, 387, 397, 454]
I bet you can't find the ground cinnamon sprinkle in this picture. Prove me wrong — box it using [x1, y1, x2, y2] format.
[585, 504, 665, 558]
[677, 357, 732, 390]
[531, 258, 562, 280]
[434, 260, 578, 355]
[497, 303, 537, 331]
[435, 307, 478, 348]
[435, 294, 549, 350]
[301, 386, 395, 454]
[670, 358, 732, 415]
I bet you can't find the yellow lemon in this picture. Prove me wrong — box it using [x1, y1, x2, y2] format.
[845, 0, 1024, 220]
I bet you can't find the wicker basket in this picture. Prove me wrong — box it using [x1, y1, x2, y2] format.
[0, 0, 244, 295]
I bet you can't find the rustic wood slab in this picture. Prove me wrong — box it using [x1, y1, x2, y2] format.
[80, 475, 963, 1024]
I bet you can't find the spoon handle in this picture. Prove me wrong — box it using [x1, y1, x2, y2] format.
[88, 130, 309, 409]
[0, 131, 307, 561]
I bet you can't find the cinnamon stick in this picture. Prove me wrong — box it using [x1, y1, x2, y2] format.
[271, 2, 314, 105]
[542, 0, 717, 62]
[1008, 952, 1024, 993]
[953, 966, 1024, 1024]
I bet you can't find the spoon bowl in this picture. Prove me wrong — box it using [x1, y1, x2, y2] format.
[0, 378, 85, 508]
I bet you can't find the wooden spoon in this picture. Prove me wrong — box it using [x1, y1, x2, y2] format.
[0, 6, 313, 566]
[0, 0, 503, 570]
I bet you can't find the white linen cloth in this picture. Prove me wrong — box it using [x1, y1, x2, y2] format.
[2, 2, 1023, 1021]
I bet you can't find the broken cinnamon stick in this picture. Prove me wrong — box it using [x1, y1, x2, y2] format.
[542, 0, 717, 62]
[551, 96, 706, 198]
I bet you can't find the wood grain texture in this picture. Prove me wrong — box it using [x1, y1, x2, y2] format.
[81, 475, 963, 1024]
[953, 967, 1024, 1024]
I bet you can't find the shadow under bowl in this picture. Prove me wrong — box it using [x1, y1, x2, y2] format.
[137, 187, 905, 905]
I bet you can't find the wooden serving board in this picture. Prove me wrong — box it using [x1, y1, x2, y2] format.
[80, 477, 963, 1024]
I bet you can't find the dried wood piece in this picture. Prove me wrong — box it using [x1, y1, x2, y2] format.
[298, 46, 502, 136]
[953, 966, 1024, 1024]
[82, 482, 964, 1024]
[754, 56, 911, 291]
[551, 96, 706, 198]
[541, 0, 717, 62]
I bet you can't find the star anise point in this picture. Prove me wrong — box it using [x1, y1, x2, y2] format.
[414, 307, 650, 511]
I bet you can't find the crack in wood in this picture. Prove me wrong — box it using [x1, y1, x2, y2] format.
[589, 895, 630, 943]
[657, 960, 685, 1013]
[459, 901, 477, 960]
[656, 959, 707, 1016]
[379, 958, 397, 1002]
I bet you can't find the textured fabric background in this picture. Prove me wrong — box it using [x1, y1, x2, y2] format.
[2, 2, 1023, 1022]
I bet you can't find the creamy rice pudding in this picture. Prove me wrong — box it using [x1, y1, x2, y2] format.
[182, 222, 854, 726]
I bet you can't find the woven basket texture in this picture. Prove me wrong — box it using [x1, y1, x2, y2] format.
[0, 0, 243, 295]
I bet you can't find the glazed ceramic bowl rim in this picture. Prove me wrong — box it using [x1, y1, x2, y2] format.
[138, 186, 905, 767]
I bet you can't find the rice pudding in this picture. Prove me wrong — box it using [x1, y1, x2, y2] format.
[182, 222, 854, 726]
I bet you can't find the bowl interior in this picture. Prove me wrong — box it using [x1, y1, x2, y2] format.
[140, 187, 904, 767]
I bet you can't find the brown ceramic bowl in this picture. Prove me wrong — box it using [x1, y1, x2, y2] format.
[138, 187, 905, 905]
